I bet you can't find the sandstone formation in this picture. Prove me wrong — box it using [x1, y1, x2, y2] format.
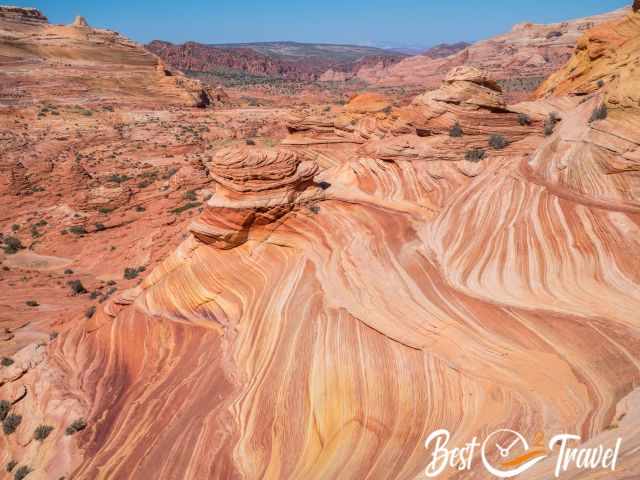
[147, 40, 407, 83]
[0, 8, 222, 108]
[372, 7, 629, 96]
[1, 3, 640, 480]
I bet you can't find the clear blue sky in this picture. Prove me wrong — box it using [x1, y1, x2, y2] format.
[12, 0, 630, 46]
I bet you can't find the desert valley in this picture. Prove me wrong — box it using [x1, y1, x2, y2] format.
[1, 1, 640, 479]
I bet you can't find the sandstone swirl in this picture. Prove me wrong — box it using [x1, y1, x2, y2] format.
[1, 6, 640, 480]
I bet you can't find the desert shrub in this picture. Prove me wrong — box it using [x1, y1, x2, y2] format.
[163, 167, 178, 180]
[597, 79, 605, 88]
[107, 174, 130, 184]
[171, 202, 202, 214]
[95, 223, 106, 232]
[64, 269, 73, 275]
[68, 280, 87, 295]
[544, 112, 559, 136]
[84, 306, 96, 319]
[449, 121, 463, 137]
[3, 237, 24, 255]
[317, 181, 331, 190]
[6, 460, 17, 472]
[98, 207, 114, 214]
[34, 424, 54, 441]
[13, 465, 32, 480]
[245, 139, 256, 146]
[65, 418, 87, 435]
[3, 414, 22, 435]
[135, 205, 146, 212]
[546, 30, 562, 39]
[308, 204, 320, 214]
[184, 190, 198, 201]
[488, 134, 508, 150]
[1, 357, 14, 367]
[25, 300, 39, 307]
[517, 113, 531, 126]
[0, 400, 10, 421]
[68, 225, 87, 235]
[124, 266, 146, 280]
[590, 104, 608, 122]
[11, 224, 19, 232]
[382, 106, 392, 115]
[465, 148, 486, 163]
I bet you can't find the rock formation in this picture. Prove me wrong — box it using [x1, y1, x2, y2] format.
[372, 7, 629, 97]
[1, 4, 640, 480]
[0, 7, 224, 108]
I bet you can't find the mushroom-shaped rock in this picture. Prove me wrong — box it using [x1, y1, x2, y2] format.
[191, 147, 321, 249]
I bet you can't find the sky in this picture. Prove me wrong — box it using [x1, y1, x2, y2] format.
[12, 0, 631, 47]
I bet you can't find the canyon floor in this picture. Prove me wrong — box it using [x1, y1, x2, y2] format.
[1, 4, 640, 480]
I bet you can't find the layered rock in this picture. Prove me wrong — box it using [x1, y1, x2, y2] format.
[2, 4, 640, 480]
[372, 7, 629, 96]
[0, 8, 223, 108]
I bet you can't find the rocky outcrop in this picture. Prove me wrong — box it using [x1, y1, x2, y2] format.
[71, 15, 89, 28]
[147, 40, 407, 83]
[0, 10, 225, 108]
[0, 5, 47, 24]
[372, 7, 628, 95]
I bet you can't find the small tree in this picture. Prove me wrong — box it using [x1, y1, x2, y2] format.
[449, 121, 463, 137]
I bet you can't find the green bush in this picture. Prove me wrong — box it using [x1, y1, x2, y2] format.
[14, 465, 32, 480]
[68, 280, 87, 295]
[171, 202, 202, 214]
[517, 113, 531, 126]
[34, 424, 54, 441]
[1, 357, 14, 367]
[3, 414, 22, 435]
[68, 226, 87, 235]
[3, 237, 24, 255]
[124, 266, 146, 280]
[489, 134, 508, 150]
[465, 149, 486, 163]
[449, 121, 463, 137]
[0, 400, 10, 421]
[65, 418, 87, 436]
[107, 174, 130, 184]
[590, 104, 608, 122]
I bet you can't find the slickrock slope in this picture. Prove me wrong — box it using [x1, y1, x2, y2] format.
[2, 4, 640, 480]
[373, 8, 629, 95]
[0, 7, 222, 108]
